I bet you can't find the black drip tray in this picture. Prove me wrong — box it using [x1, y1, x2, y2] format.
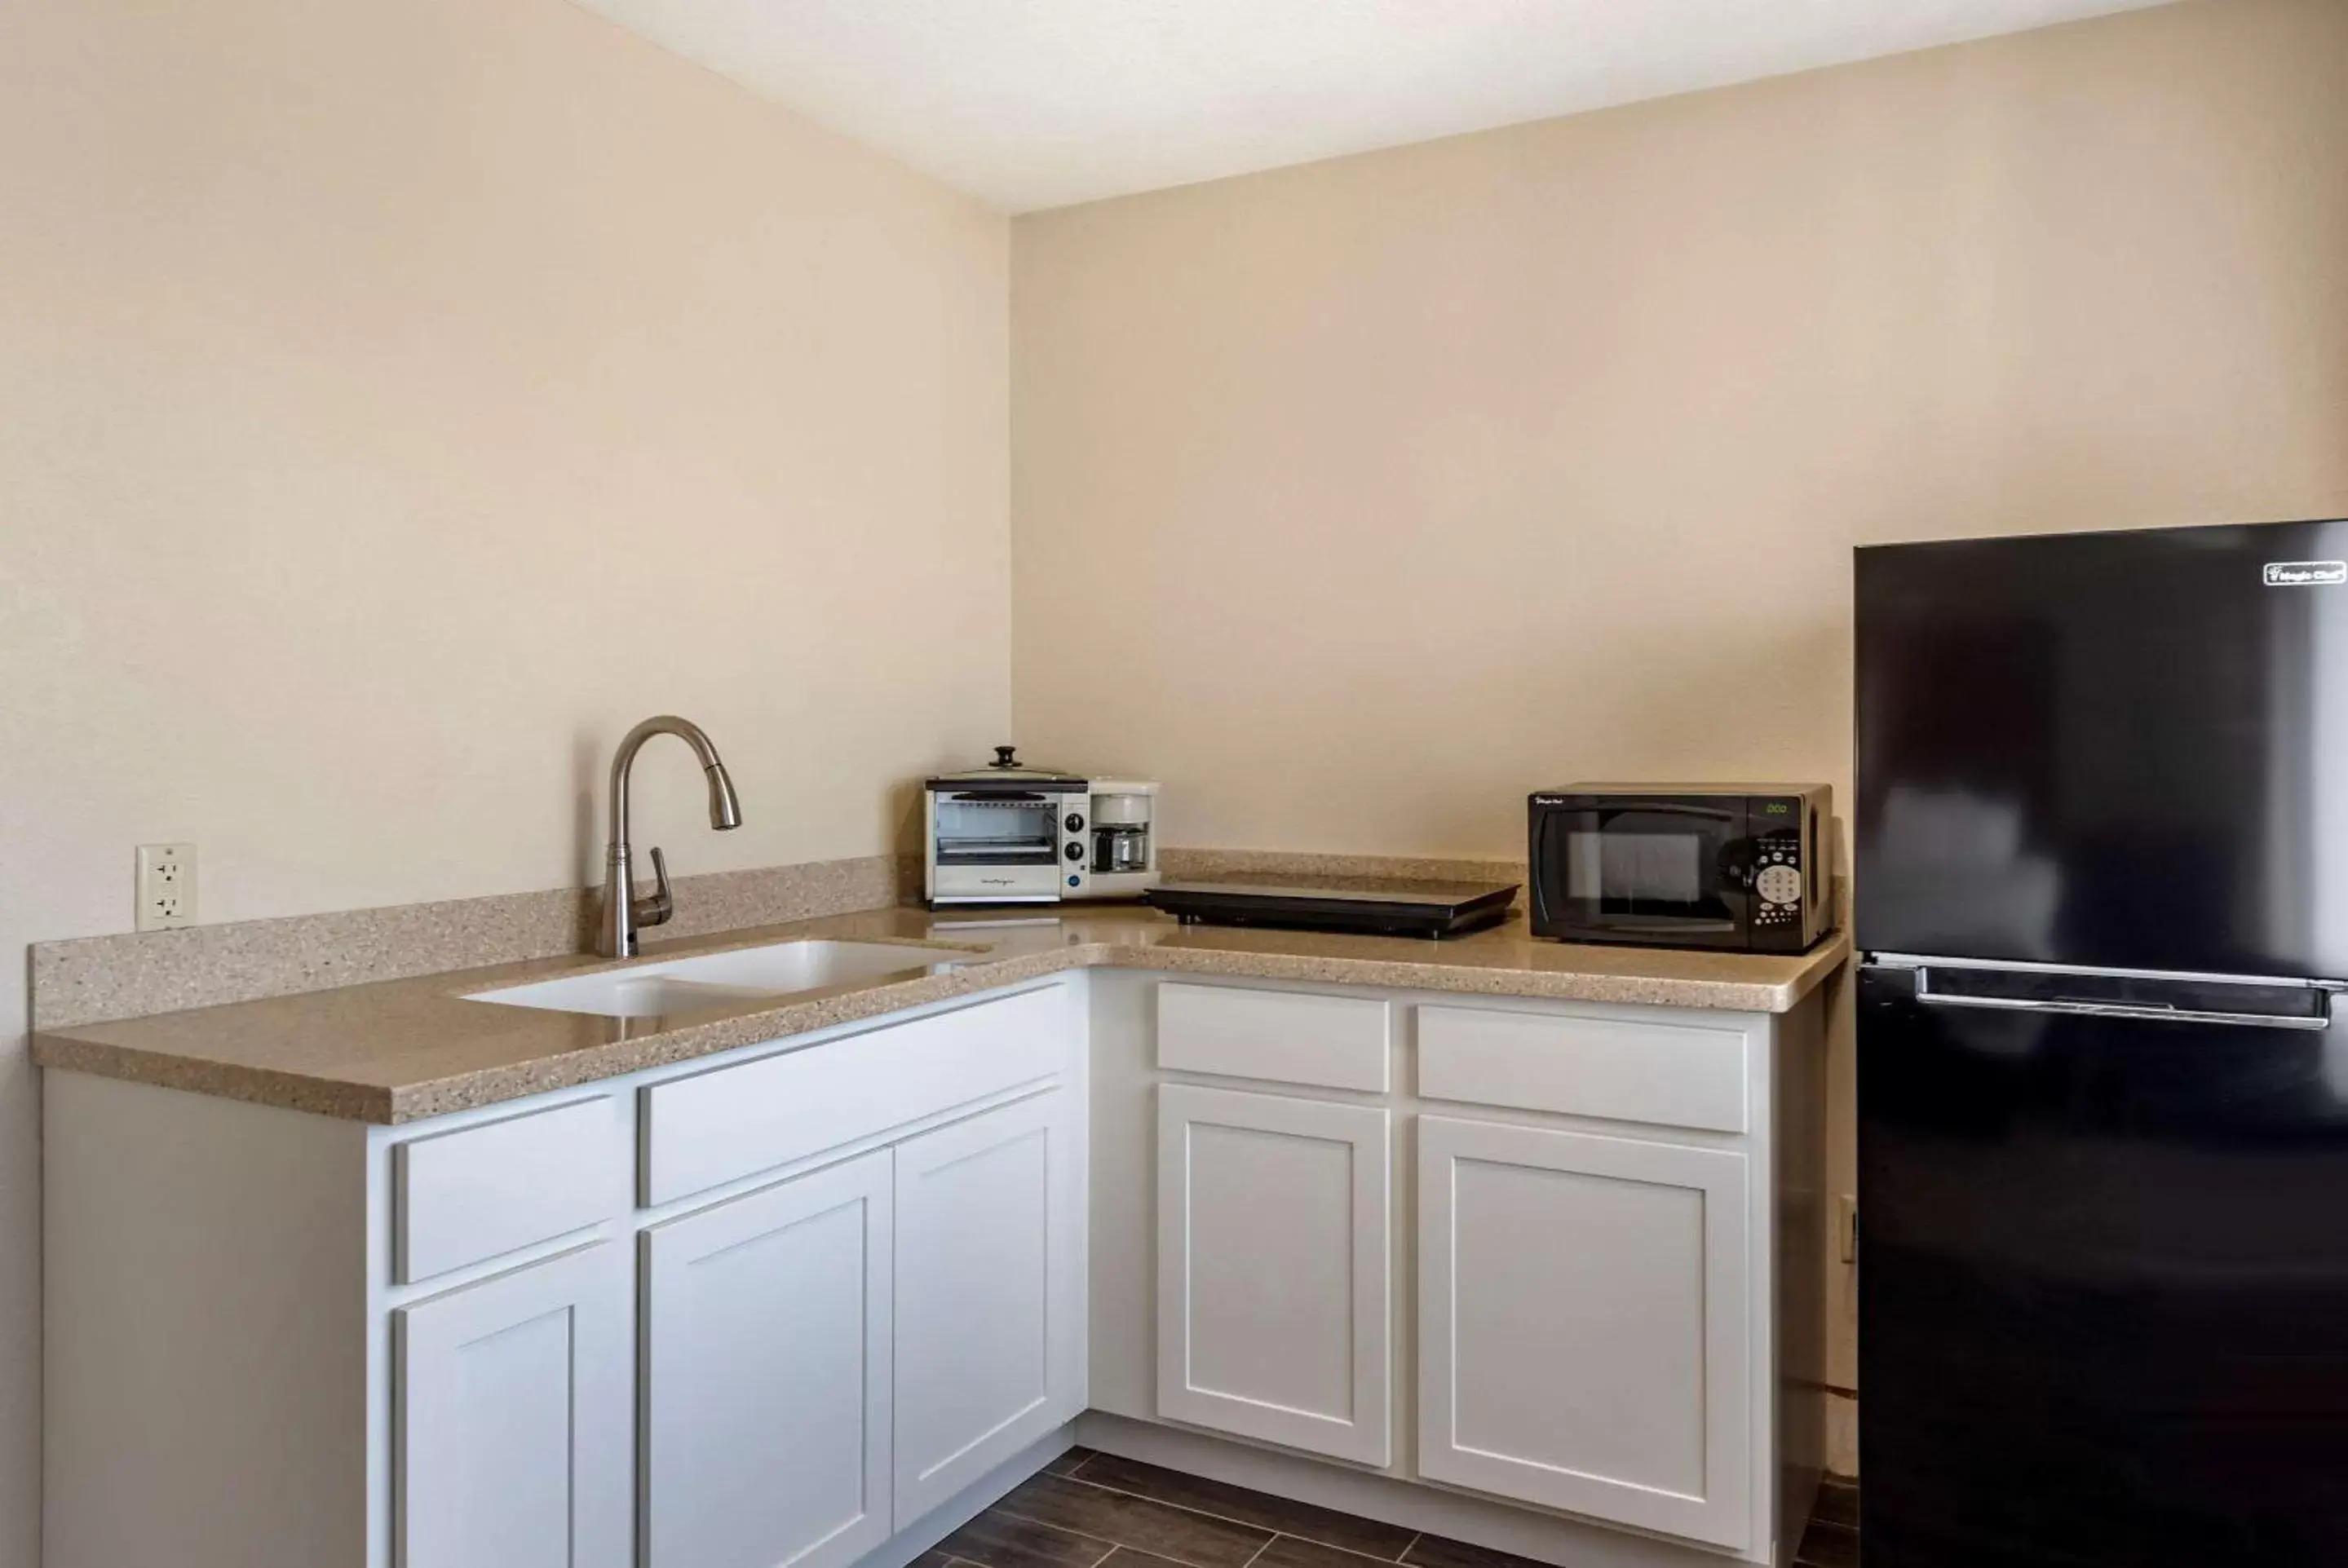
[1144, 877, 1519, 939]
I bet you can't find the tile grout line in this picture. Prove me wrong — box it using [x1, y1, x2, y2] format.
[984, 1504, 1124, 1566]
[1013, 1470, 1254, 1554]
[1007, 1459, 1612, 1568]
[1030, 1466, 1568, 1568]
[1045, 1467, 1400, 1563]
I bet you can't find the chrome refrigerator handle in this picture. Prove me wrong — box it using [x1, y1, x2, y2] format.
[1911, 967, 2333, 1031]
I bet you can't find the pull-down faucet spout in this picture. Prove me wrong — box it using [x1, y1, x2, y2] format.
[600, 715, 741, 957]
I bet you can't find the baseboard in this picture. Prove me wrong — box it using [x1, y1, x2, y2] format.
[1075, 1413, 1756, 1568]
[853, 1423, 1080, 1568]
[840, 1411, 1782, 1568]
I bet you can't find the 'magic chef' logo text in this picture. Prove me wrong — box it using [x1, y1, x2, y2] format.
[2264, 561, 2348, 587]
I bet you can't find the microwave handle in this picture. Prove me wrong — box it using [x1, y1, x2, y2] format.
[1810, 806, 1823, 908]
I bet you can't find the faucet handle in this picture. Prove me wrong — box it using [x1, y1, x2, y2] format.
[632, 846, 675, 929]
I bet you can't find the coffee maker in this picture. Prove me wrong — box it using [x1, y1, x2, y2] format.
[1083, 781, 1160, 898]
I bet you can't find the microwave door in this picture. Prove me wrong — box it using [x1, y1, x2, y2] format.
[1538, 801, 1750, 948]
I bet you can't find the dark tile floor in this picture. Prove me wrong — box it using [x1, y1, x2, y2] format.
[1796, 1477, 1859, 1568]
[927, 1449, 1862, 1568]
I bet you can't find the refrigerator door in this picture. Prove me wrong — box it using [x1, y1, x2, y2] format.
[1859, 961, 2348, 1566]
[1856, 519, 2348, 979]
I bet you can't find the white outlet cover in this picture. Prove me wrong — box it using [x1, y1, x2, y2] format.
[135, 842, 197, 931]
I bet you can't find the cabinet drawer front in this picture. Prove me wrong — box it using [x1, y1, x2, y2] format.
[643, 985, 1066, 1207]
[395, 1096, 623, 1284]
[1157, 982, 1391, 1093]
[1417, 1004, 1749, 1133]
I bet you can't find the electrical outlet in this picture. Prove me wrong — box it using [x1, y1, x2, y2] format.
[1837, 1194, 1859, 1265]
[135, 842, 197, 930]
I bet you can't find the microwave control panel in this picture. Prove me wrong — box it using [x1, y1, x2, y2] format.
[1752, 828, 1806, 925]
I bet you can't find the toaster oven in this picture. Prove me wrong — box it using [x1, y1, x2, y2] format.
[923, 748, 1160, 905]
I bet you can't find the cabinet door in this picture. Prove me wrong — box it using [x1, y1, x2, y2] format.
[1156, 1084, 1391, 1464]
[1417, 1116, 1751, 1550]
[643, 1151, 892, 1568]
[395, 1241, 632, 1568]
[894, 1090, 1084, 1519]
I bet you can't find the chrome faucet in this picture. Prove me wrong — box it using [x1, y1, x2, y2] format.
[600, 715, 743, 957]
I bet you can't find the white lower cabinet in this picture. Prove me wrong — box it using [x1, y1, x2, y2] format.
[49, 970, 1811, 1568]
[394, 1240, 634, 1568]
[894, 1089, 1083, 1518]
[1417, 1115, 1753, 1550]
[1156, 1083, 1392, 1465]
[641, 1151, 895, 1568]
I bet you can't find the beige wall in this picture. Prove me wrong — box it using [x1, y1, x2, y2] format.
[1014, 0, 2348, 1471]
[0, 0, 1010, 1558]
[1013, 0, 2348, 848]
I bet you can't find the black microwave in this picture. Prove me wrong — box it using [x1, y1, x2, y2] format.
[1528, 784, 1833, 952]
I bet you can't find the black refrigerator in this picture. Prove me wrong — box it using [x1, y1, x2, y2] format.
[1855, 519, 2348, 1566]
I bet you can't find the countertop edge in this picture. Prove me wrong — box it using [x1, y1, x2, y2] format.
[33, 1034, 401, 1124]
[33, 926, 1851, 1124]
[1101, 939, 1842, 1013]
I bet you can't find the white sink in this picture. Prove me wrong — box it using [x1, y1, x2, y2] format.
[467, 939, 971, 1020]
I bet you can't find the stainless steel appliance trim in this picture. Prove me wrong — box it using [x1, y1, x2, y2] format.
[929, 895, 1062, 906]
[1912, 974, 2329, 1031]
[1868, 951, 2337, 991]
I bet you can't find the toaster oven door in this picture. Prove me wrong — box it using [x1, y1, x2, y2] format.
[931, 792, 1066, 903]
[1533, 799, 1751, 947]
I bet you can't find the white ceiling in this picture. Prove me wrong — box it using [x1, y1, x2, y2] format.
[570, 0, 2177, 212]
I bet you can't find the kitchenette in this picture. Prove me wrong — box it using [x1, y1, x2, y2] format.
[11, 4, 2348, 1568]
[33, 757, 1845, 1568]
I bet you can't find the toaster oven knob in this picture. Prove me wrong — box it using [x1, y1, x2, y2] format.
[1065, 842, 1085, 862]
[1065, 812, 1086, 833]
[1755, 864, 1802, 906]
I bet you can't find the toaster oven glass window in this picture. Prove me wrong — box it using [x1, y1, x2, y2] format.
[934, 796, 1059, 865]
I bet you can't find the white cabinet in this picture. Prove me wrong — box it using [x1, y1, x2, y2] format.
[894, 1089, 1084, 1518]
[1156, 1083, 1391, 1464]
[641, 1151, 895, 1568]
[394, 1241, 634, 1568]
[50, 965, 1815, 1568]
[1417, 1115, 1753, 1551]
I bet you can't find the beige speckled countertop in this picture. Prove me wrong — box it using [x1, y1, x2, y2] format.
[33, 903, 1849, 1124]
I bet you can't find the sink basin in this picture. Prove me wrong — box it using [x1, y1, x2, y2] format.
[467, 939, 971, 1019]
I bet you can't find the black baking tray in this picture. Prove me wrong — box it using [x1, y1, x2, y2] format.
[1144, 877, 1519, 939]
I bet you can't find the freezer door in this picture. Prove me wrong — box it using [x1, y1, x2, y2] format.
[1858, 961, 2348, 1566]
[1855, 518, 2348, 978]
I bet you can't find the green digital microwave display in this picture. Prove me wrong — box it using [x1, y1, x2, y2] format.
[1762, 802, 1791, 815]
